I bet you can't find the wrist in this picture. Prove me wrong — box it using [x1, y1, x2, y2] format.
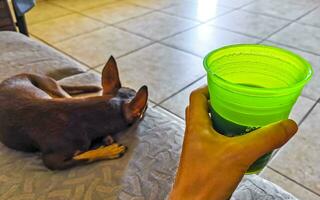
[169, 169, 236, 200]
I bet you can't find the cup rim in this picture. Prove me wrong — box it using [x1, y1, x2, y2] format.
[203, 44, 313, 94]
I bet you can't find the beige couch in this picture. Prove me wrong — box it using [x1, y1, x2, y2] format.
[0, 31, 298, 200]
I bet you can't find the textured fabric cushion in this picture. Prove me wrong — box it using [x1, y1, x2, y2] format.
[0, 105, 298, 200]
[0, 31, 87, 82]
[232, 175, 297, 200]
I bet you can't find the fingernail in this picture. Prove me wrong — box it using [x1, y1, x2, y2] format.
[282, 119, 298, 134]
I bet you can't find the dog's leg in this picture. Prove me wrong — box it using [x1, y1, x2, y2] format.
[28, 74, 71, 98]
[42, 153, 86, 170]
[60, 85, 102, 95]
[73, 143, 127, 162]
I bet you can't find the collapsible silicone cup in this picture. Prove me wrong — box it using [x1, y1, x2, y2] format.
[203, 44, 313, 174]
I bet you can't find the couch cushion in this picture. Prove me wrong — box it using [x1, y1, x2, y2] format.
[0, 31, 87, 81]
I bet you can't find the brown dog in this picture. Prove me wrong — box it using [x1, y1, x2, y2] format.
[0, 56, 148, 170]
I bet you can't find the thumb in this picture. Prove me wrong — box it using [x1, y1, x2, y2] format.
[238, 119, 298, 161]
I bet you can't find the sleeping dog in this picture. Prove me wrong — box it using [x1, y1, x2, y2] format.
[0, 56, 148, 170]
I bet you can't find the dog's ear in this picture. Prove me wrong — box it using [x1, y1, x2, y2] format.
[102, 56, 121, 95]
[123, 86, 148, 123]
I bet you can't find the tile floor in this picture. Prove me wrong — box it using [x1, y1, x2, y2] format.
[26, 0, 320, 198]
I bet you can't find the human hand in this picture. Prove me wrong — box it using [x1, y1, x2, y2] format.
[169, 86, 298, 200]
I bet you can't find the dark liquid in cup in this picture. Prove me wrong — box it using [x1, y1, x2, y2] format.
[209, 106, 272, 174]
[238, 83, 264, 88]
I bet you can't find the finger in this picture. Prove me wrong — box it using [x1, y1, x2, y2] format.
[238, 119, 298, 160]
[188, 86, 213, 130]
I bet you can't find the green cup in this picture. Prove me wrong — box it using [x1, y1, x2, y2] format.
[203, 44, 313, 174]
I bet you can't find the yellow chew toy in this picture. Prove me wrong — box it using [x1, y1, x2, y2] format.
[73, 143, 127, 162]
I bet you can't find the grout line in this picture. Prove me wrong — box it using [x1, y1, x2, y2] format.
[28, 12, 76, 26]
[158, 41, 203, 58]
[118, 9, 201, 24]
[108, 24, 155, 41]
[157, 23, 202, 41]
[179, 0, 257, 9]
[228, 0, 259, 10]
[263, 98, 319, 169]
[156, 7, 243, 41]
[239, 9, 294, 21]
[37, 11, 155, 44]
[260, 5, 320, 43]
[266, 96, 319, 160]
[91, 64, 103, 70]
[92, 68, 100, 73]
[155, 75, 206, 106]
[154, 104, 184, 121]
[92, 38, 204, 70]
[171, 0, 235, 9]
[29, 34, 93, 70]
[27, 13, 74, 26]
[116, 0, 157, 10]
[47, 0, 127, 13]
[156, 1, 249, 26]
[239, 3, 319, 22]
[157, 10, 204, 23]
[27, 6, 163, 68]
[90, 41, 157, 69]
[298, 97, 319, 126]
[31, 10, 205, 71]
[126, 1, 180, 11]
[46, 5, 158, 42]
[258, 21, 297, 44]
[296, 21, 320, 29]
[207, 24, 265, 40]
[109, 12, 205, 42]
[50, 24, 109, 44]
[267, 166, 320, 197]
[269, 149, 280, 160]
[155, 1, 243, 24]
[260, 40, 320, 56]
[46, 0, 157, 26]
[110, 10, 155, 25]
[116, 42, 156, 59]
[300, 94, 318, 102]
[149, 99, 157, 106]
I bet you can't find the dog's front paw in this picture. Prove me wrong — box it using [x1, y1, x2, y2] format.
[73, 143, 127, 162]
[99, 143, 127, 160]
